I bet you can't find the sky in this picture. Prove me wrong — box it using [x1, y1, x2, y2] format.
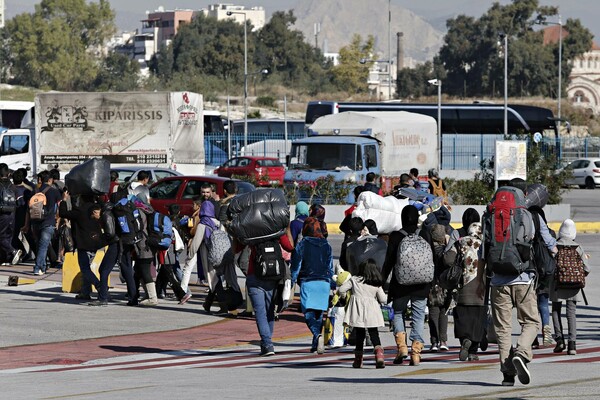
[5, 0, 600, 42]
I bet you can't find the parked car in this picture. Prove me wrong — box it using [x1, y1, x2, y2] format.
[563, 158, 600, 189]
[149, 176, 255, 215]
[111, 167, 183, 185]
[214, 156, 285, 186]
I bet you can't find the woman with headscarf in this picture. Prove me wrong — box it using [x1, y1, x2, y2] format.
[382, 205, 433, 366]
[458, 208, 481, 238]
[290, 201, 309, 245]
[291, 217, 334, 354]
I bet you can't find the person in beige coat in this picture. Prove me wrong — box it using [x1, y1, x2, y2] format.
[339, 259, 387, 369]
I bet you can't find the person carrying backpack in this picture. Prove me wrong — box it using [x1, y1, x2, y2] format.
[427, 168, 447, 199]
[0, 163, 21, 265]
[482, 186, 539, 387]
[382, 205, 433, 366]
[549, 219, 590, 356]
[291, 217, 334, 355]
[30, 170, 62, 276]
[290, 201, 309, 245]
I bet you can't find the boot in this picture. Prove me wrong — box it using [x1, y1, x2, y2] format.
[393, 332, 409, 364]
[139, 283, 158, 306]
[543, 325, 553, 347]
[567, 341, 577, 355]
[410, 340, 423, 366]
[353, 350, 363, 368]
[553, 336, 566, 353]
[374, 346, 385, 369]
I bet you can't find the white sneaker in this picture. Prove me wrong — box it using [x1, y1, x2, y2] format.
[34, 270, 44, 276]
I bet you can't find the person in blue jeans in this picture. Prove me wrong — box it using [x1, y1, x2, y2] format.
[235, 227, 294, 356]
[32, 171, 61, 275]
[291, 217, 334, 354]
[382, 205, 433, 366]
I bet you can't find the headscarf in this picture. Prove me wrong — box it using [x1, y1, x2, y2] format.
[302, 216, 325, 239]
[401, 205, 419, 229]
[309, 204, 328, 237]
[295, 201, 309, 218]
[558, 219, 576, 241]
[461, 208, 481, 231]
[200, 200, 218, 239]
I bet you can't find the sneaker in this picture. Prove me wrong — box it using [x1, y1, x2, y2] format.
[467, 354, 479, 361]
[34, 270, 44, 276]
[178, 293, 192, 305]
[317, 334, 325, 354]
[439, 342, 449, 351]
[502, 373, 515, 386]
[512, 354, 531, 385]
[430, 343, 439, 352]
[11, 250, 22, 265]
[88, 300, 108, 307]
[260, 346, 275, 357]
[459, 339, 471, 361]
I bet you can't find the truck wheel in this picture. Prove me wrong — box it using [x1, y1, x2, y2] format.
[586, 177, 595, 189]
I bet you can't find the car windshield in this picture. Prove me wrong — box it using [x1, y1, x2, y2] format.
[150, 179, 183, 199]
[289, 143, 358, 170]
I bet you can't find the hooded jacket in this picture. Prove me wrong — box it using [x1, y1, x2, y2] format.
[291, 236, 333, 284]
[382, 205, 433, 299]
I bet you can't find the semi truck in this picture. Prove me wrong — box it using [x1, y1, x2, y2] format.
[0, 92, 206, 176]
[284, 111, 438, 197]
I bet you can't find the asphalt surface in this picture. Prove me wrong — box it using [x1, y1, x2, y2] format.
[0, 189, 598, 399]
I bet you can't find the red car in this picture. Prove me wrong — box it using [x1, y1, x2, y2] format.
[149, 176, 255, 216]
[214, 156, 285, 186]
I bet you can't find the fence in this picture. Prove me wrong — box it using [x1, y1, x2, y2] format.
[205, 131, 600, 169]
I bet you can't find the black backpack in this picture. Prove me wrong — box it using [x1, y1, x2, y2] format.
[439, 243, 464, 291]
[0, 181, 17, 213]
[112, 197, 144, 245]
[254, 239, 285, 281]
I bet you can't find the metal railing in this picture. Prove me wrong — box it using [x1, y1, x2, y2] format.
[204, 131, 600, 169]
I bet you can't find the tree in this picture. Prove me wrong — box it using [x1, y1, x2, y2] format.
[2, 0, 116, 90]
[331, 34, 375, 93]
[396, 61, 446, 99]
[93, 53, 140, 91]
[436, 0, 592, 98]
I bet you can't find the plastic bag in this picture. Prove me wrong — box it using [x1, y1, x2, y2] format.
[64, 158, 110, 195]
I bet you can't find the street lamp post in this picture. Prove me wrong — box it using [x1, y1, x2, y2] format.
[535, 14, 563, 121]
[428, 79, 442, 172]
[227, 10, 248, 150]
[499, 33, 508, 137]
[388, 0, 392, 99]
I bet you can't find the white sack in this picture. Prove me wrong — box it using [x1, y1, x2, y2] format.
[352, 191, 409, 234]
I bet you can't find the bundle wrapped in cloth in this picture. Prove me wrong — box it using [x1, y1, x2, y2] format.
[65, 158, 110, 196]
[227, 188, 290, 245]
[352, 191, 409, 234]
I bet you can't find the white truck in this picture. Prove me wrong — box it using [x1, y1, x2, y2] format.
[285, 111, 439, 196]
[0, 92, 206, 176]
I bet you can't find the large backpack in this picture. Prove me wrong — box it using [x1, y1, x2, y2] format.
[394, 229, 435, 285]
[0, 181, 17, 214]
[254, 239, 285, 281]
[531, 211, 557, 284]
[146, 212, 173, 250]
[555, 245, 586, 289]
[482, 187, 534, 276]
[112, 197, 144, 245]
[206, 224, 232, 269]
[29, 187, 51, 221]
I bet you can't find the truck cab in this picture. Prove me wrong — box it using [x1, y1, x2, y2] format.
[0, 129, 33, 173]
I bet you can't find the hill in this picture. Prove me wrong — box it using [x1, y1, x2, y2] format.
[291, 0, 444, 65]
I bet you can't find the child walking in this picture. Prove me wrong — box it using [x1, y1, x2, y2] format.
[339, 259, 387, 368]
[550, 219, 590, 355]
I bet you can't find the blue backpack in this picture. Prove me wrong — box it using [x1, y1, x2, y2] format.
[147, 212, 173, 250]
[112, 197, 144, 245]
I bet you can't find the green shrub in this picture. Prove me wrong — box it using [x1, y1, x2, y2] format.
[256, 96, 275, 108]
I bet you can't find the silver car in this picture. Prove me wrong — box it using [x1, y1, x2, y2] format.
[111, 167, 182, 185]
[564, 158, 600, 189]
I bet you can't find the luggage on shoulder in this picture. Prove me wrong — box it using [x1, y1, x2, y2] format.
[65, 158, 110, 196]
[254, 239, 285, 281]
[206, 225, 232, 269]
[147, 212, 173, 250]
[0, 182, 17, 213]
[112, 197, 144, 245]
[555, 245, 586, 289]
[29, 187, 51, 221]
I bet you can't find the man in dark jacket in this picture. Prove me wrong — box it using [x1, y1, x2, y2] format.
[32, 171, 62, 275]
[382, 205, 433, 366]
[363, 172, 381, 195]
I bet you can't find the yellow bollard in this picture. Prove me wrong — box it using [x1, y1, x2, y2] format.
[61, 248, 111, 293]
